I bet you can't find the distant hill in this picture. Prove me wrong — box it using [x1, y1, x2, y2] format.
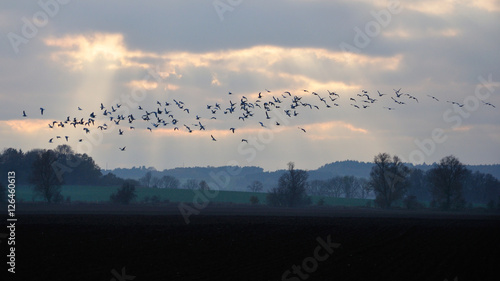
[103, 161, 500, 192]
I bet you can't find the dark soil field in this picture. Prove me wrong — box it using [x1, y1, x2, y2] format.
[3, 203, 500, 280]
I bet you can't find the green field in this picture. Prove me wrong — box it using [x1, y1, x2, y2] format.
[15, 185, 373, 206]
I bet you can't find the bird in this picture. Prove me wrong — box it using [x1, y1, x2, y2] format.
[229, 128, 235, 133]
[482, 101, 496, 108]
[377, 91, 385, 97]
[65, 136, 69, 142]
[241, 139, 248, 143]
[211, 135, 217, 141]
[394, 88, 402, 97]
[427, 94, 439, 101]
[298, 127, 306, 133]
[22, 111, 27, 117]
[447, 101, 464, 107]
[49, 138, 53, 143]
[40, 108, 45, 115]
[119, 146, 126, 151]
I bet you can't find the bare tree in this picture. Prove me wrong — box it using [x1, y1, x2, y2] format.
[267, 162, 311, 207]
[140, 171, 153, 188]
[160, 175, 180, 189]
[247, 180, 264, 192]
[183, 179, 198, 190]
[369, 153, 410, 208]
[428, 155, 468, 210]
[199, 180, 210, 191]
[323, 178, 343, 198]
[29, 150, 63, 203]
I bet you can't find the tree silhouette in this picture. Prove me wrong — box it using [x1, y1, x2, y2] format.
[199, 180, 210, 191]
[428, 155, 468, 210]
[160, 175, 180, 189]
[140, 171, 153, 188]
[267, 162, 311, 207]
[247, 180, 264, 192]
[29, 150, 63, 203]
[110, 181, 137, 204]
[183, 179, 198, 189]
[369, 153, 410, 208]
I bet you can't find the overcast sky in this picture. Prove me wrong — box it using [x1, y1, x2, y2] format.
[1, 0, 499, 171]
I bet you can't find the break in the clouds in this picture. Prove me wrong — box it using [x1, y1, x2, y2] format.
[0, 0, 499, 171]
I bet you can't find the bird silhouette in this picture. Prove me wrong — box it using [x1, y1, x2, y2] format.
[22, 111, 27, 117]
[119, 146, 126, 151]
[211, 135, 216, 141]
[40, 108, 45, 115]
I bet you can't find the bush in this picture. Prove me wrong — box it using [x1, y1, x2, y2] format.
[110, 181, 137, 204]
[317, 198, 325, 206]
[151, 195, 161, 203]
[250, 196, 260, 205]
[487, 200, 495, 210]
[403, 195, 422, 209]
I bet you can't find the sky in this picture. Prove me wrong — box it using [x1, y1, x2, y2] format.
[1, 0, 499, 172]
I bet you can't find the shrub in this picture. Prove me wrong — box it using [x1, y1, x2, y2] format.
[110, 181, 137, 204]
[250, 196, 260, 205]
[151, 195, 161, 203]
[317, 198, 325, 206]
[487, 200, 495, 210]
[403, 195, 422, 209]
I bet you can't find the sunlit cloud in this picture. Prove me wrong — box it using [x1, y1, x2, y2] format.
[383, 28, 461, 39]
[2, 119, 49, 133]
[44, 33, 156, 70]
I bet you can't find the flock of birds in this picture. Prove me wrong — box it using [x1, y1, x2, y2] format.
[21, 88, 496, 152]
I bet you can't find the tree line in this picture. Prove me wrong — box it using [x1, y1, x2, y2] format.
[265, 154, 500, 210]
[1, 145, 499, 210]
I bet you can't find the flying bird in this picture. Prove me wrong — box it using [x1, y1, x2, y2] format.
[40, 108, 45, 115]
[22, 111, 27, 117]
[211, 135, 217, 141]
[427, 94, 439, 101]
[298, 127, 306, 133]
[119, 146, 126, 151]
